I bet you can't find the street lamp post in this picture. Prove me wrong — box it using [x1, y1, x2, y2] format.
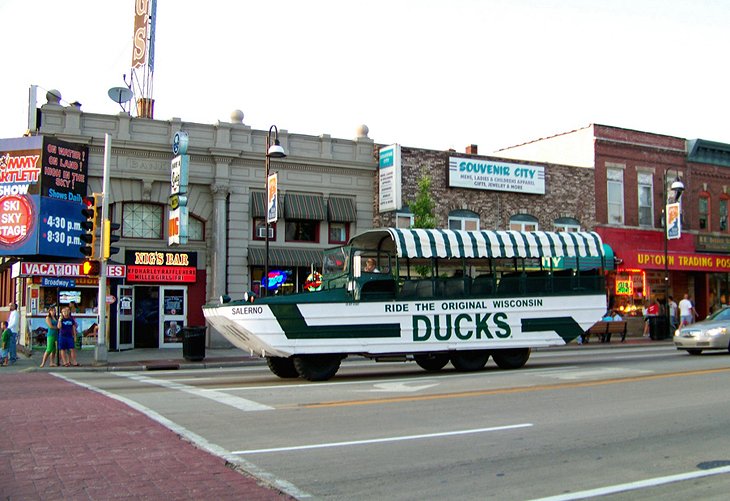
[263, 125, 286, 297]
[663, 171, 685, 338]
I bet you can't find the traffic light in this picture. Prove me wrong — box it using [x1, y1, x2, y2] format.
[103, 220, 121, 260]
[82, 260, 100, 276]
[79, 195, 99, 258]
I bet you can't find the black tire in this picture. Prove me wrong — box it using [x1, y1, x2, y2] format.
[449, 350, 490, 372]
[492, 348, 531, 369]
[293, 354, 343, 381]
[266, 356, 299, 378]
[686, 349, 703, 356]
[414, 353, 450, 372]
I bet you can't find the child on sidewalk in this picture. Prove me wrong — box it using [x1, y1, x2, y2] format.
[1, 321, 10, 366]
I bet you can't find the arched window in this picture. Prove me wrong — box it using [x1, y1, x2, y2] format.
[509, 214, 538, 231]
[188, 215, 205, 241]
[448, 210, 480, 231]
[122, 203, 164, 239]
[554, 217, 581, 232]
[699, 192, 711, 232]
[720, 195, 729, 232]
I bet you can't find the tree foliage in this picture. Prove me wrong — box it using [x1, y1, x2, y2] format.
[409, 171, 436, 229]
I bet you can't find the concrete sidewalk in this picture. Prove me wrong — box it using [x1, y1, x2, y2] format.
[0, 371, 294, 500]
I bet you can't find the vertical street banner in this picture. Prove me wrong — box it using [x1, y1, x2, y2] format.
[267, 173, 278, 224]
[378, 144, 402, 213]
[169, 132, 189, 246]
[666, 202, 681, 240]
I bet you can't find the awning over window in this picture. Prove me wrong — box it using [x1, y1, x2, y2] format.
[250, 191, 282, 219]
[248, 247, 324, 267]
[327, 197, 357, 222]
[285, 193, 326, 220]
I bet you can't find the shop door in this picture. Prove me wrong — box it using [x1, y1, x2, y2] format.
[160, 286, 187, 348]
[117, 285, 134, 350]
[134, 286, 160, 348]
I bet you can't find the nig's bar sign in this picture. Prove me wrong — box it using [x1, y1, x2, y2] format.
[448, 157, 545, 194]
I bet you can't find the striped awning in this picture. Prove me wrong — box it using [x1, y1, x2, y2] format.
[285, 194, 326, 220]
[248, 247, 324, 267]
[349, 228, 606, 260]
[327, 197, 357, 222]
[250, 191, 282, 219]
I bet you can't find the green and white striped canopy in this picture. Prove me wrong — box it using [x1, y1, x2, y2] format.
[349, 228, 606, 260]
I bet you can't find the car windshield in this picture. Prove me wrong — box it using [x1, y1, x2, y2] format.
[707, 306, 730, 321]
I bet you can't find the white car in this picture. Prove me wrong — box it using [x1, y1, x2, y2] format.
[674, 307, 730, 355]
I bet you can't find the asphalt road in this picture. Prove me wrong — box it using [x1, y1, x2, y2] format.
[61, 345, 730, 500]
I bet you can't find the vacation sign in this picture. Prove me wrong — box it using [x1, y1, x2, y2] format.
[448, 157, 545, 195]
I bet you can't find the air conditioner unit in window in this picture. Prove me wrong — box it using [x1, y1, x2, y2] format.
[257, 227, 274, 238]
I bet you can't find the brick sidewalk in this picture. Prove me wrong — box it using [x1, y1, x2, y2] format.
[0, 373, 293, 500]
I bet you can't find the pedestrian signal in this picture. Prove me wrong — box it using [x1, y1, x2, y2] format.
[79, 195, 99, 258]
[82, 260, 100, 276]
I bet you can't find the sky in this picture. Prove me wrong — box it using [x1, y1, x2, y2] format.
[2, 0, 730, 153]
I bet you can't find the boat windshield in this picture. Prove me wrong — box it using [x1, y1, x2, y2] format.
[324, 246, 350, 275]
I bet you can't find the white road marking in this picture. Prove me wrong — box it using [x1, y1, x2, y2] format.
[52, 373, 311, 499]
[537, 367, 653, 380]
[369, 382, 440, 392]
[112, 373, 273, 411]
[530, 465, 730, 501]
[232, 423, 533, 455]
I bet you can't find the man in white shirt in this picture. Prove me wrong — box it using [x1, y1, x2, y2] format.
[7, 302, 18, 364]
[678, 294, 696, 327]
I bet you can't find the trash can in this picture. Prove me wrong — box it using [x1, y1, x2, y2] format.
[182, 326, 206, 361]
[648, 316, 668, 340]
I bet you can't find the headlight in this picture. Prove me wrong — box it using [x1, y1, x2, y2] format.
[706, 327, 727, 337]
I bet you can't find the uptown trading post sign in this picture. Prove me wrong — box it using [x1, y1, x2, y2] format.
[448, 157, 545, 195]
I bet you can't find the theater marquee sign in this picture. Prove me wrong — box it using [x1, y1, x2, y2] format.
[126, 250, 197, 283]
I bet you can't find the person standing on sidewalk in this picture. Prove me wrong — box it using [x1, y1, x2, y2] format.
[57, 306, 80, 367]
[0, 321, 10, 366]
[40, 306, 59, 368]
[679, 293, 697, 327]
[667, 295, 679, 333]
[7, 302, 18, 364]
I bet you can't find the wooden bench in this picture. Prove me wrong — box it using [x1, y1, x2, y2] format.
[583, 320, 627, 343]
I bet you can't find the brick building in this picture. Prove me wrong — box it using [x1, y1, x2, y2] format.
[498, 124, 730, 320]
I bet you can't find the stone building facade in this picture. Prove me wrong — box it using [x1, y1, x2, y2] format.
[375, 145, 597, 233]
[3, 90, 377, 350]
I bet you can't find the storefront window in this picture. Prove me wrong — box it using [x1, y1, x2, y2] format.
[509, 214, 538, 231]
[699, 194, 710, 231]
[554, 217, 581, 232]
[328, 222, 349, 244]
[637, 172, 654, 227]
[122, 203, 163, 239]
[607, 166, 624, 225]
[253, 218, 276, 241]
[448, 210, 480, 231]
[285, 220, 319, 242]
[396, 213, 414, 228]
